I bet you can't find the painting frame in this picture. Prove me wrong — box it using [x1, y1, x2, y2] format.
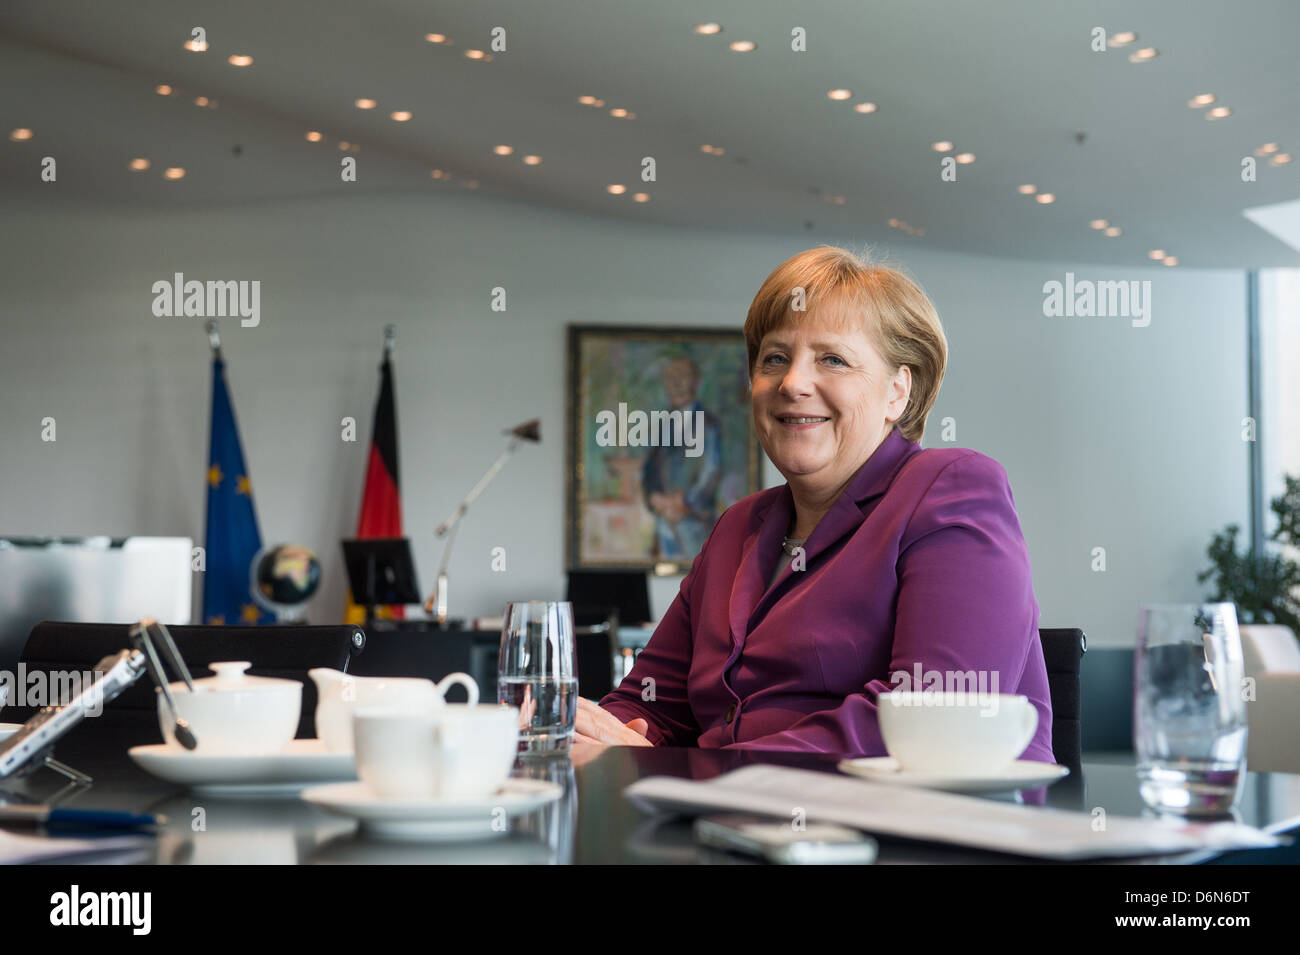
[566, 324, 763, 575]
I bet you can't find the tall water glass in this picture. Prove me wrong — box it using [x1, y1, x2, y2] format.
[498, 601, 577, 754]
[1134, 603, 1247, 815]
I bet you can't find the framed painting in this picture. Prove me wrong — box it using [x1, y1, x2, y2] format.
[566, 324, 763, 573]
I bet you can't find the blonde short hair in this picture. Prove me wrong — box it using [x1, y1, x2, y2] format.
[743, 246, 948, 442]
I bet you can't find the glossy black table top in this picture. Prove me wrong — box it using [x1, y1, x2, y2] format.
[4, 724, 1298, 864]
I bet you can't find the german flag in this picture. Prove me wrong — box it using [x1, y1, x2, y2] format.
[345, 350, 405, 623]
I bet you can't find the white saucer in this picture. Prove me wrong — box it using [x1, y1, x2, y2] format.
[128, 739, 356, 795]
[837, 757, 1069, 793]
[301, 779, 563, 842]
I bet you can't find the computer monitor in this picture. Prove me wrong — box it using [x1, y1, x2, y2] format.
[0, 536, 193, 677]
[565, 570, 652, 627]
[341, 538, 421, 607]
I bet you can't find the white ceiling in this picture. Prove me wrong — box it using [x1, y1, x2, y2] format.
[2, 0, 1298, 267]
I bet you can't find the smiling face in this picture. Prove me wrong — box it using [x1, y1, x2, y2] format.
[751, 310, 911, 502]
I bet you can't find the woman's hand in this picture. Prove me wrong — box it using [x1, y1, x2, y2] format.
[574, 697, 653, 746]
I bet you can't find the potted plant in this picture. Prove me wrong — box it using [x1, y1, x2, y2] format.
[1198, 475, 1300, 633]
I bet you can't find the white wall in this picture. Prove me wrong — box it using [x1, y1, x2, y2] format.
[0, 190, 1249, 647]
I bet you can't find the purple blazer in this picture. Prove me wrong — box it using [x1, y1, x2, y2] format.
[600, 427, 1055, 763]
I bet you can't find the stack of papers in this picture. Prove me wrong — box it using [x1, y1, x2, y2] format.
[625, 765, 1284, 860]
[0, 829, 152, 865]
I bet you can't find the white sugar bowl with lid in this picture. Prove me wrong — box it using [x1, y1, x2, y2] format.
[159, 661, 302, 755]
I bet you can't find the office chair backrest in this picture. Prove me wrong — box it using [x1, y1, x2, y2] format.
[9, 621, 366, 739]
[1038, 628, 1086, 770]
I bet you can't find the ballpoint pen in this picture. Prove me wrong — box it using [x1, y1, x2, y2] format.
[0, 806, 166, 831]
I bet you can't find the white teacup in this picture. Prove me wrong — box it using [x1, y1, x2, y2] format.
[309, 669, 479, 753]
[353, 704, 520, 800]
[878, 692, 1038, 775]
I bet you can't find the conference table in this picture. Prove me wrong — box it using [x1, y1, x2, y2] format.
[4, 723, 1299, 865]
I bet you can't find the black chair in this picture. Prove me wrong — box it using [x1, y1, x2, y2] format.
[572, 605, 618, 700]
[9, 621, 366, 741]
[349, 626, 491, 699]
[1038, 628, 1086, 771]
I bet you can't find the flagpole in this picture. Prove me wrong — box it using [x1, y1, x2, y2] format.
[206, 320, 223, 361]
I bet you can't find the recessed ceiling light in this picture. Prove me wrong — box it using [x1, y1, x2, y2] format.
[931, 141, 953, 152]
[464, 49, 486, 60]
[522, 155, 542, 165]
[183, 39, 208, 52]
[1089, 219, 1108, 229]
[693, 23, 722, 35]
[607, 184, 626, 195]
[391, 110, 412, 122]
[128, 158, 150, 171]
[578, 95, 596, 106]
[1206, 106, 1232, 119]
[338, 141, 351, 150]
[1188, 93, 1216, 108]
[425, 33, 448, 44]
[1036, 193, 1055, 204]
[355, 98, 376, 110]
[1149, 250, 1166, 259]
[955, 153, 975, 164]
[1109, 31, 1137, 46]
[729, 40, 756, 52]
[194, 96, 209, 107]
[853, 102, 877, 113]
[609, 107, 628, 118]
[8, 127, 33, 141]
[155, 84, 173, 96]
[1104, 226, 1122, 237]
[888, 218, 899, 227]
[305, 131, 323, 142]
[493, 145, 513, 156]
[1271, 153, 1293, 165]
[228, 54, 253, 67]
[1163, 257, 1178, 266]
[633, 193, 650, 202]
[1255, 143, 1280, 155]
[827, 89, 852, 100]
[1129, 47, 1158, 62]
[1017, 184, 1037, 195]
[163, 167, 185, 180]
[430, 169, 445, 179]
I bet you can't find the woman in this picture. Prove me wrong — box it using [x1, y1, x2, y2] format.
[576, 246, 1054, 764]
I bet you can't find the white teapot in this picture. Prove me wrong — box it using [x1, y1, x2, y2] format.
[308, 668, 478, 753]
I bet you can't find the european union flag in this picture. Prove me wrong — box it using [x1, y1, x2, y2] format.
[203, 357, 273, 625]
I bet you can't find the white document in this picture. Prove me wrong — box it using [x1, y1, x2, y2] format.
[624, 765, 1284, 860]
[0, 829, 152, 866]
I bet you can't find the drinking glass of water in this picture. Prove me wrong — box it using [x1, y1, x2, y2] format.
[498, 601, 578, 755]
[1134, 603, 1247, 815]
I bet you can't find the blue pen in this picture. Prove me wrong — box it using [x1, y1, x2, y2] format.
[0, 806, 166, 830]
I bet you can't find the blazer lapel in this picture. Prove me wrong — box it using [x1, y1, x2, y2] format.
[728, 484, 791, 645]
[745, 428, 921, 629]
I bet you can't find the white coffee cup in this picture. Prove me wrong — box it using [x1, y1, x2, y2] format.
[353, 704, 520, 800]
[878, 691, 1038, 775]
[309, 669, 479, 753]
